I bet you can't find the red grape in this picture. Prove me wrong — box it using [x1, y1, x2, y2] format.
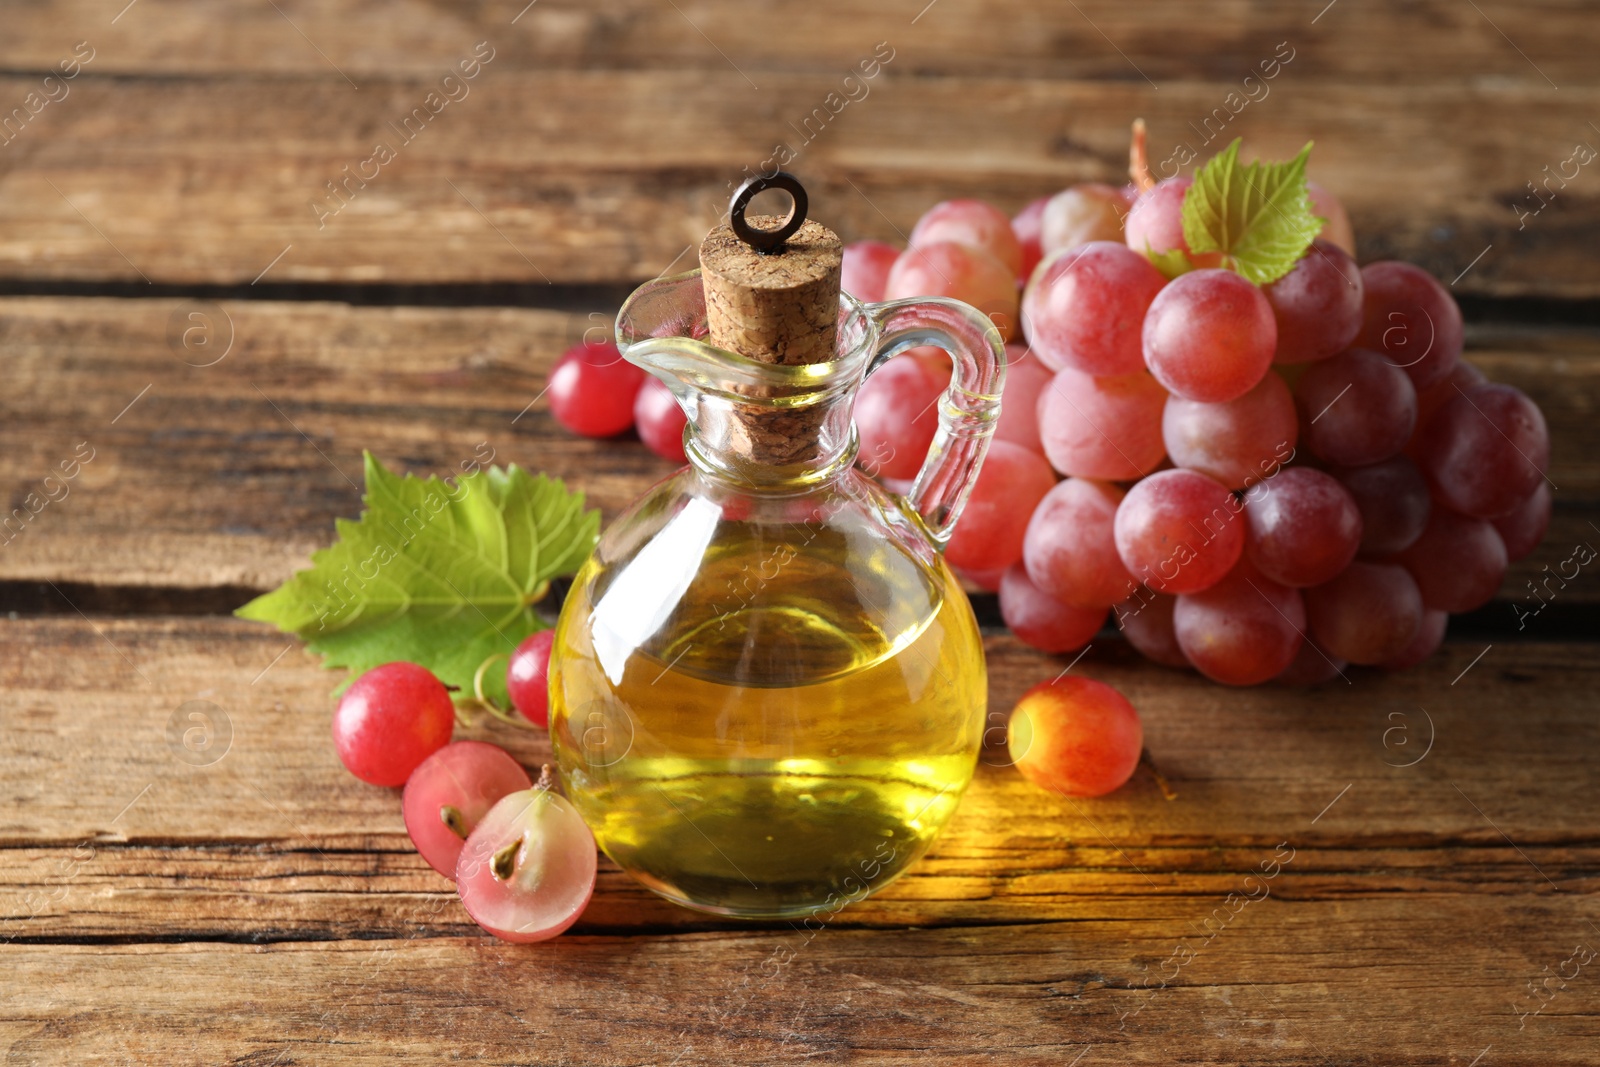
[1418, 383, 1549, 519]
[506, 630, 556, 728]
[887, 240, 1021, 342]
[1263, 239, 1363, 364]
[841, 240, 900, 303]
[1244, 467, 1362, 588]
[1173, 557, 1306, 686]
[1380, 609, 1448, 671]
[1332, 456, 1432, 556]
[332, 662, 456, 787]
[633, 376, 688, 463]
[1038, 367, 1168, 480]
[1124, 178, 1210, 264]
[1357, 261, 1463, 393]
[548, 341, 645, 438]
[1000, 564, 1107, 654]
[456, 786, 597, 943]
[993, 344, 1053, 454]
[1114, 589, 1189, 669]
[1008, 676, 1143, 797]
[1114, 469, 1244, 595]
[1024, 478, 1135, 608]
[955, 564, 1006, 592]
[1411, 360, 1488, 450]
[1042, 183, 1130, 257]
[1012, 196, 1049, 281]
[1274, 635, 1347, 687]
[403, 741, 532, 878]
[945, 440, 1056, 574]
[1162, 371, 1299, 491]
[1307, 181, 1356, 257]
[1304, 562, 1423, 665]
[911, 199, 1023, 278]
[1294, 347, 1417, 466]
[1022, 241, 1166, 376]
[854, 352, 949, 480]
[1143, 269, 1277, 403]
[1396, 508, 1508, 612]
[1492, 482, 1552, 562]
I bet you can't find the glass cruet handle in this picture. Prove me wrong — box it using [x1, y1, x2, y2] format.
[863, 297, 1006, 548]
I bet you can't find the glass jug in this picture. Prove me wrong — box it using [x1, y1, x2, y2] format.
[548, 271, 1004, 919]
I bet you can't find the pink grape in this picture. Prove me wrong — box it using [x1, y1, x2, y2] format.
[841, 240, 900, 303]
[1041, 183, 1130, 256]
[403, 741, 532, 878]
[1380, 609, 1448, 671]
[1162, 371, 1299, 491]
[1114, 469, 1244, 595]
[1307, 181, 1356, 257]
[854, 352, 949, 480]
[1038, 367, 1168, 480]
[993, 344, 1052, 454]
[1304, 562, 1424, 665]
[911, 199, 1023, 278]
[1024, 478, 1135, 609]
[332, 662, 456, 787]
[1124, 178, 1217, 265]
[1173, 557, 1306, 686]
[1000, 564, 1107, 654]
[1356, 261, 1463, 393]
[1008, 677, 1143, 798]
[1274, 636, 1347, 686]
[548, 341, 645, 438]
[1244, 468, 1362, 588]
[886, 240, 1020, 342]
[506, 630, 556, 728]
[1294, 347, 1417, 466]
[1114, 590, 1189, 669]
[1332, 456, 1432, 555]
[1492, 482, 1551, 562]
[955, 564, 1006, 592]
[1263, 239, 1363, 364]
[1396, 508, 1508, 612]
[945, 440, 1056, 574]
[633, 376, 688, 463]
[1022, 241, 1166, 376]
[456, 786, 597, 943]
[1012, 196, 1049, 281]
[1143, 269, 1277, 403]
[1418, 383, 1549, 519]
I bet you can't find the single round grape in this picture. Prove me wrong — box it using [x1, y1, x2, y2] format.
[1396, 508, 1508, 612]
[1380, 609, 1448, 671]
[1173, 558, 1306, 686]
[1162, 371, 1299, 491]
[1244, 468, 1362, 588]
[1492, 482, 1552, 562]
[506, 630, 556, 728]
[332, 662, 456, 787]
[1357, 261, 1463, 393]
[1143, 269, 1277, 403]
[1294, 347, 1417, 466]
[1008, 676, 1143, 797]
[841, 240, 900, 303]
[1264, 239, 1363, 364]
[1332, 455, 1432, 556]
[993, 344, 1053, 455]
[1012, 196, 1050, 282]
[910, 198, 1023, 278]
[456, 786, 597, 943]
[1000, 564, 1107, 654]
[1274, 635, 1347, 687]
[1304, 562, 1423, 665]
[885, 240, 1021, 342]
[1114, 590, 1189, 669]
[955, 563, 1006, 592]
[1114, 469, 1245, 595]
[547, 341, 645, 438]
[1038, 367, 1168, 480]
[1307, 181, 1356, 257]
[633, 376, 688, 463]
[1024, 478, 1135, 609]
[945, 440, 1057, 575]
[403, 741, 532, 878]
[1418, 383, 1550, 519]
[1410, 360, 1489, 453]
[1022, 241, 1166, 376]
[854, 352, 949, 480]
[1041, 183, 1130, 257]
[1125, 178, 1214, 264]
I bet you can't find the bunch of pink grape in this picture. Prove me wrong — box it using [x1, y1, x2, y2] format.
[846, 182, 1551, 686]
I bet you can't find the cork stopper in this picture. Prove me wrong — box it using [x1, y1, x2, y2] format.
[699, 173, 843, 465]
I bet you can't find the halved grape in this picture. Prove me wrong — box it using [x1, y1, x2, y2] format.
[999, 564, 1107, 654]
[910, 199, 1024, 278]
[885, 240, 1020, 341]
[1332, 456, 1432, 556]
[1493, 482, 1552, 562]
[403, 742, 533, 879]
[1024, 478, 1135, 609]
[1162, 371, 1299, 491]
[1356, 261, 1463, 393]
[841, 240, 901, 303]
[1418, 383, 1549, 519]
[1173, 557, 1306, 687]
[1022, 241, 1166, 376]
[1244, 468, 1362, 588]
[1294, 347, 1417, 466]
[1038, 367, 1168, 480]
[1143, 269, 1277, 403]
[1264, 239, 1363, 364]
[945, 440, 1056, 575]
[1396, 509, 1508, 613]
[1114, 469, 1244, 595]
[1304, 562, 1423, 665]
[456, 785, 597, 943]
[1114, 589, 1189, 669]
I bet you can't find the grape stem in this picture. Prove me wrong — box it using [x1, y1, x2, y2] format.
[1139, 746, 1177, 801]
[1129, 118, 1155, 194]
[451, 652, 537, 730]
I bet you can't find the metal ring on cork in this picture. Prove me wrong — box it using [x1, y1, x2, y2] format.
[728, 171, 808, 254]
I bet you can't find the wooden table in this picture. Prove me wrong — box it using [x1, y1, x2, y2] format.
[2, 3, 1597, 1063]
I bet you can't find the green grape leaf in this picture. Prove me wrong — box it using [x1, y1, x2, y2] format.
[1180, 138, 1325, 285]
[1144, 245, 1195, 281]
[236, 452, 599, 696]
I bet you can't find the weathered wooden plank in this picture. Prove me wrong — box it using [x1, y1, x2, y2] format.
[0, 72, 1594, 293]
[1, 297, 1593, 606]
